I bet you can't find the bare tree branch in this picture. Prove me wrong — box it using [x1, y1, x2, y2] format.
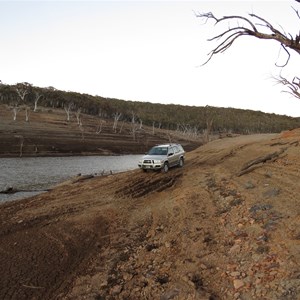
[292, 6, 300, 19]
[275, 45, 291, 67]
[274, 74, 300, 99]
[196, 10, 300, 66]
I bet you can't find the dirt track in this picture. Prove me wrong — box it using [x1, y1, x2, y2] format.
[1, 130, 300, 299]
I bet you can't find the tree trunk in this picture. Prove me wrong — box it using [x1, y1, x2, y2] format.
[25, 107, 30, 122]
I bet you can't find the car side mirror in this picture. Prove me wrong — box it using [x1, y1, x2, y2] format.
[168, 153, 174, 157]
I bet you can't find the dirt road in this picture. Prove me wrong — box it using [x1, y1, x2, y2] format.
[0, 130, 300, 299]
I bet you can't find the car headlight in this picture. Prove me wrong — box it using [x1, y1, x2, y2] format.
[153, 160, 161, 164]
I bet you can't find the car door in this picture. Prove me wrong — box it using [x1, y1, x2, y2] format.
[173, 145, 181, 165]
[167, 146, 177, 167]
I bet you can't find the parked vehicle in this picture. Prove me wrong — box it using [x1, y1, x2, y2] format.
[138, 144, 185, 173]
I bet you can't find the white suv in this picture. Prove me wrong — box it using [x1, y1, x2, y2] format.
[138, 144, 185, 173]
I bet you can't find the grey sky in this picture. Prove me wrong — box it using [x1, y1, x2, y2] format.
[1, 1, 300, 117]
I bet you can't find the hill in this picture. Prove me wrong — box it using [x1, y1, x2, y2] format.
[0, 130, 299, 299]
[1, 82, 300, 157]
[0, 104, 201, 157]
[0, 83, 300, 148]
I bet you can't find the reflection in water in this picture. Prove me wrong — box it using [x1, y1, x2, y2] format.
[0, 155, 142, 202]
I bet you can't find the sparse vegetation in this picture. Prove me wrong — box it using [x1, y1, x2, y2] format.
[1, 83, 299, 139]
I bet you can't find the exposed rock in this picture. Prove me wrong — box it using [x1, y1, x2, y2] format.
[0, 186, 17, 194]
[244, 181, 255, 189]
[233, 279, 244, 290]
[263, 187, 280, 198]
[160, 288, 180, 300]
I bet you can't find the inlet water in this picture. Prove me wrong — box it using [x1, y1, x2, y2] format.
[0, 155, 142, 202]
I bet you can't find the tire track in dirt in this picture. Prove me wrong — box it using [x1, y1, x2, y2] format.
[115, 171, 183, 198]
[0, 213, 109, 300]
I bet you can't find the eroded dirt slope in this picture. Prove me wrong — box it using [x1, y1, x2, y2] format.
[0, 130, 300, 299]
[0, 105, 200, 157]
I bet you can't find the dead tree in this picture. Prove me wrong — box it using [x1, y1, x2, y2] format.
[79, 119, 84, 140]
[167, 131, 172, 143]
[112, 112, 122, 133]
[11, 104, 19, 121]
[177, 123, 200, 138]
[75, 108, 82, 125]
[196, 7, 300, 67]
[196, 3, 300, 96]
[15, 82, 32, 122]
[152, 121, 156, 135]
[130, 111, 139, 141]
[119, 121, 125, 133]
[64, 102, 74, 122]
[24, 106, 30, 122]
[202, 105, 215, 144]
[203, 119, 214, 144]
[33, 91, 43, 112]
[274, 74, 300, 99]
[96, 120, 104, 134]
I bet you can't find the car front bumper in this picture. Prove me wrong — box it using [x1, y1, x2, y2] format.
[138, 163, 163, 170]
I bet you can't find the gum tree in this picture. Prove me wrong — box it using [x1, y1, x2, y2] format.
[33, 90, 44, 112]
[14, 82, 32, 121]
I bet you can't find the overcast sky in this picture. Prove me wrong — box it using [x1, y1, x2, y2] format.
[1, 0, 300, 117]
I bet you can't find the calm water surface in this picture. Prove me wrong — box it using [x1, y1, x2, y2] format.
[0, 155, 142, 202]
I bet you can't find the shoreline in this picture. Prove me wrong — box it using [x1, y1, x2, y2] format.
[0, 164, 138, 204]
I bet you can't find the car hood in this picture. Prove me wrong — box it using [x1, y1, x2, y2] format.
[142, 155, 166, 161]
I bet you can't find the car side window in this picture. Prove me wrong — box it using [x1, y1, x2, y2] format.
[173, 146, 179, 153]
[161, 148, 168, 155]
[168, 147, 174, 156]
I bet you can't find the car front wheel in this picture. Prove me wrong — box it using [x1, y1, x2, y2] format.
[162, 162, 169, 173]
[178, 157, 184, 168]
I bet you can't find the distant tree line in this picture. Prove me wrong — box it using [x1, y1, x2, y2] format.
[0, 82, 300, 135]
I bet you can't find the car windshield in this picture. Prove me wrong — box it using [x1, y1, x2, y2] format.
[148, 147, 168, 155]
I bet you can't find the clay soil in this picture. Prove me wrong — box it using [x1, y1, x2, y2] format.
[1, 128, 300, 300]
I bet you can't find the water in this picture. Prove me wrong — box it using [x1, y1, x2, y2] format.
[0, 155, 142, 202]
